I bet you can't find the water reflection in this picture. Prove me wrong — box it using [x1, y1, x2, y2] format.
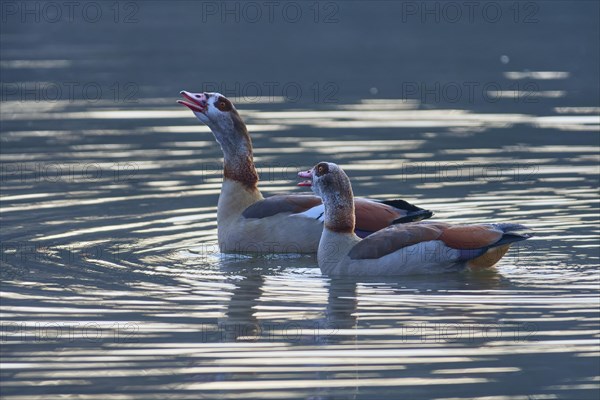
[1, 94, 599, 398]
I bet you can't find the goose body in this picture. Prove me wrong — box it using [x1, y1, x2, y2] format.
[302, 162, 533, 276]
[177, 91, 432, 253]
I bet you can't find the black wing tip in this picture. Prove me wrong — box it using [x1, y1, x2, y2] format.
[391, 209, 434, 224]
[379, 198, 434, 224]
[380, 198, 423, 212]
[488, 233, 532, 249]
[484, 224, 534, 249]
[494, 223, 534, 239]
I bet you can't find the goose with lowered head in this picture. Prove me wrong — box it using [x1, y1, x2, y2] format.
[177, 91, 432, 253]
[299, 161, 533, 276]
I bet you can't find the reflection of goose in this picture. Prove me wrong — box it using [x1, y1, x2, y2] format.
[222, 273, 264, 342]
[177, 91, 432, 254]
[324, 279, 358, 340]
[300, 162, 533, 276]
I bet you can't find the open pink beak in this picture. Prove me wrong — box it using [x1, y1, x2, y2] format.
[297, 170, 313, 187]
[177, 91, 207, 113]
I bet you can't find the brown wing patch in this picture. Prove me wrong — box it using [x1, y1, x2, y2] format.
[354, 199, 404, 232]
[349, 223, 444, 260]
[439, 225, 503, 249]
[242, 194, 322, 219]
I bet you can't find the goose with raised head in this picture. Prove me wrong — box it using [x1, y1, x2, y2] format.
[177, 91, 433, 253]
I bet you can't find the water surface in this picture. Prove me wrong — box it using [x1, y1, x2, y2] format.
[1, 1, 599, 399]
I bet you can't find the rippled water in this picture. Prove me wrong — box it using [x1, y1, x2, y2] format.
[2, 95, 599, 399]
[2, 2, 600, 399]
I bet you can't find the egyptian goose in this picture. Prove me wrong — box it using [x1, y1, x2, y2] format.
[298, 162, 533, 275]
[177, 91, 432, 253]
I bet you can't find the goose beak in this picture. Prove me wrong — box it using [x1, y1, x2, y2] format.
[297, 170, 312, 187]
[177, 91, 207, 113]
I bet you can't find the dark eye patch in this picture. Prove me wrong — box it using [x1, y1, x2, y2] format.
[316, 162, 329, 176]
[216, 96, 232, 112]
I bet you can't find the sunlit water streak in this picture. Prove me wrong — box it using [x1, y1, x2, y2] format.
[1, 95, 599, 400]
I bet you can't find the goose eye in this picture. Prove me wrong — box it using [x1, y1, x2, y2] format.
[316, 163, 329, 176]
[216, 97, 231, 112]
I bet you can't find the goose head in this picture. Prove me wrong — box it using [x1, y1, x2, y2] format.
[299, 162, 356, 234]
[298, 162, 354, 203]
[178, 91, 249, 152]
